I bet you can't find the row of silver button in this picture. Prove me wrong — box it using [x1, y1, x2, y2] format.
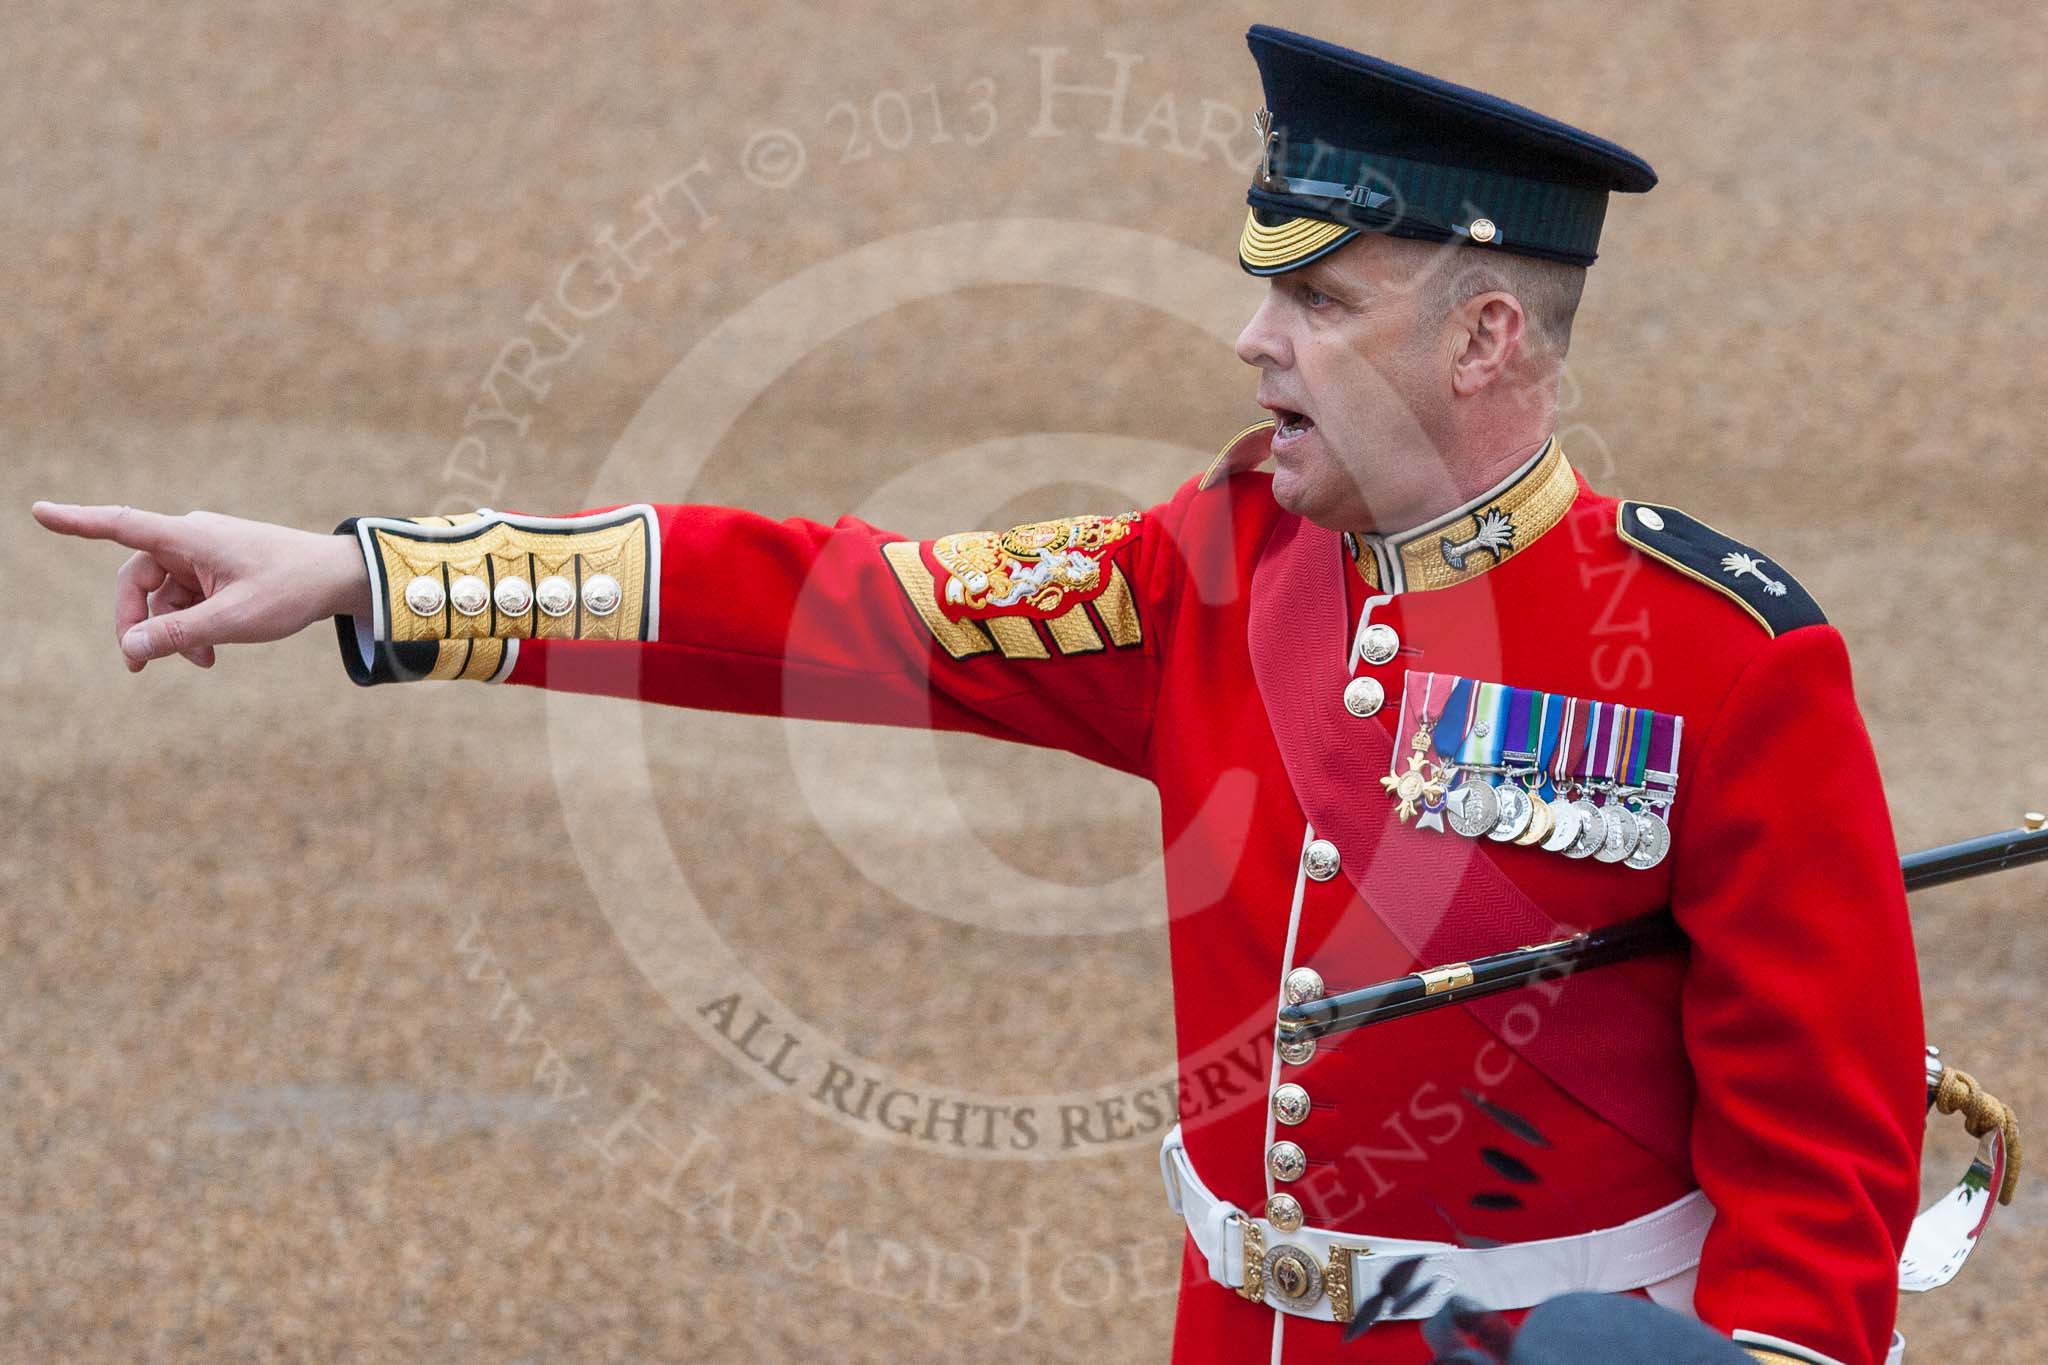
[1268, 965, 1326, 1226]
[1265, 623, 1398, 1234]
[404, 572, 621, 620]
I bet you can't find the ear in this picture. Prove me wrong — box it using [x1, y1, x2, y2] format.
[1448, 292, 1526, 397]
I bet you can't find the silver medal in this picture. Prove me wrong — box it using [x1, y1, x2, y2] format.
[1487, 783, 1533, 842]
[1564, 799, 1605, 858]
[1625, 809, 1672, 870]
[1540, 795, 1581, 853]
[1446, 780, 1501, 838]
[1594, 803, 1641, 863]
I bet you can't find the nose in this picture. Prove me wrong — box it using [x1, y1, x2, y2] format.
[1235, 287, 1292, 371]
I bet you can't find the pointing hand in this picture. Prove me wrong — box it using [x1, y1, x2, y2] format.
[31, 502, 371, 673]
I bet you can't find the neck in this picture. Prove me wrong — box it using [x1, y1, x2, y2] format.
[1353, 433, 1552, 538]
[1353, 381, 1559, 535]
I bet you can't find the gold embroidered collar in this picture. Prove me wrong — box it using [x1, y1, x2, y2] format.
[1345, 436, 1576, 593]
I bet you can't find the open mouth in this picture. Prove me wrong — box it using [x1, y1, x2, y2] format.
[1273, 409, 1315, 439]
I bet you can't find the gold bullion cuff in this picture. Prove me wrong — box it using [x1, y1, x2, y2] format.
[1732, 1331, 1850, 1365]
[332, 505, 659, 686]
[351, 506, 658, 645]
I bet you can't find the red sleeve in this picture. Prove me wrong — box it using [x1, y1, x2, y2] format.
[496, 493, 1196, 778]
[1673, 624, 1923, 1365]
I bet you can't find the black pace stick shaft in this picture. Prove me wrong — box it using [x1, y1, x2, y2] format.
[1276, 911, 1685, 1042]
[1901, 824, 2048, 891]
[1277, 823, 2048, 1045]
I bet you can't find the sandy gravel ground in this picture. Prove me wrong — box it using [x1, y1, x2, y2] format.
[4, 2, 2045, 1361]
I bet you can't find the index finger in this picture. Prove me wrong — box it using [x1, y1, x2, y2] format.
[32, 502, 190, 555]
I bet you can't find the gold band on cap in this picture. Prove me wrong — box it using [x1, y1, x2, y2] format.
[1238, 210, 1355, 271]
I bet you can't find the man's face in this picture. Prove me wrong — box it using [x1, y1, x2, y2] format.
[1233, 233, 1459, 532]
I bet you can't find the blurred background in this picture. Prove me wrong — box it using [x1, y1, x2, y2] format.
[5, 1, 2045, 1360]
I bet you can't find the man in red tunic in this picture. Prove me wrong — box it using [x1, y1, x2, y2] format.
[33, 24, 1922, 1365]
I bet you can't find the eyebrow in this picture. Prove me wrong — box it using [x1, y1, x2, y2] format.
[1293, 264, 1362, 299]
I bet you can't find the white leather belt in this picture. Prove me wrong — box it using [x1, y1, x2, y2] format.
[1159, 1123, 1713, 1324]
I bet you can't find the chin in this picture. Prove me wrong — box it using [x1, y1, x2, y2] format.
[1271, 459, 1374, 533]
[1268, 464, 1324, 520]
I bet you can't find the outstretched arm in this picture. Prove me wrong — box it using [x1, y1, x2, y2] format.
[33, 488, 1202, 777]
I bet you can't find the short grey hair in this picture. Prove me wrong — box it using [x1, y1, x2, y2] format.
[1429, 248, 1588, 360]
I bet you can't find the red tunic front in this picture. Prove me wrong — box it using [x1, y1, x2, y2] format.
[349, 428, 1923, 1365]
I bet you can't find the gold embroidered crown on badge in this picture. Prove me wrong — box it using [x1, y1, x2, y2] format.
[932, 513, 1139, 620]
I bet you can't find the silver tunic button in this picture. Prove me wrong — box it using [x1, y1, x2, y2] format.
[1267, 1140, 1307, 1182]
[493, 574, 533, 616]
[403, 575, 445, 617]
[535, 575, 577, 618]
[1342, 675, 1385, 717]
[1302, 840, 1341, 883]
[448, 574, 490, 617]
[1635, 506, 1666, 532]
[581, 572, 622, 616]
[1266, 1192, 1304, 1233]
[1272, 1083, 1311, 1126]
[1359, 622, 1400, 665]
[1282, 966, 1325, 1005]
[1277, 1036, 1316, 1066]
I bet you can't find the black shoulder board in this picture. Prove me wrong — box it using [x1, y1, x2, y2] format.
[1615, 502, 1826, 637]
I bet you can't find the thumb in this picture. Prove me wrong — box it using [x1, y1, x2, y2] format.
[122, 595, 232, 664]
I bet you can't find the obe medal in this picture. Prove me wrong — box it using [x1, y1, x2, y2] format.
[1540, 796, 1580, 852]
[1626, 809, 1672, 870]
[1380, 735, 1448, 824]
[1487, 783, 1533, 842]
[1564, 798, 1605, 858]
[1594, 803, 1641, 863]
[1381, 674, 1450, 824]
[1445, 780, 1500, 838]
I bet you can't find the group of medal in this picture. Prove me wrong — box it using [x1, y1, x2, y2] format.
[1379, 671, 1681, 870]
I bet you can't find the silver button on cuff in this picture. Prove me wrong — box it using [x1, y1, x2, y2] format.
[1343, 675, 1385, 717]
[1359, 622, 1400, 665]
[1302, 840, 1341, 882]
[1266, 1192, 1304, 1233]
[493, 574, 533, 616]
[403, 575, 446, 617]
[581, 572, 622, 616]
[1267, 1140, 1307, 1182]
[1282, 966, 1325, 1005]
[535, 575, 576, 618]
[1272, 1083, 1310, 1126]
[448, 574, 490, 617]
